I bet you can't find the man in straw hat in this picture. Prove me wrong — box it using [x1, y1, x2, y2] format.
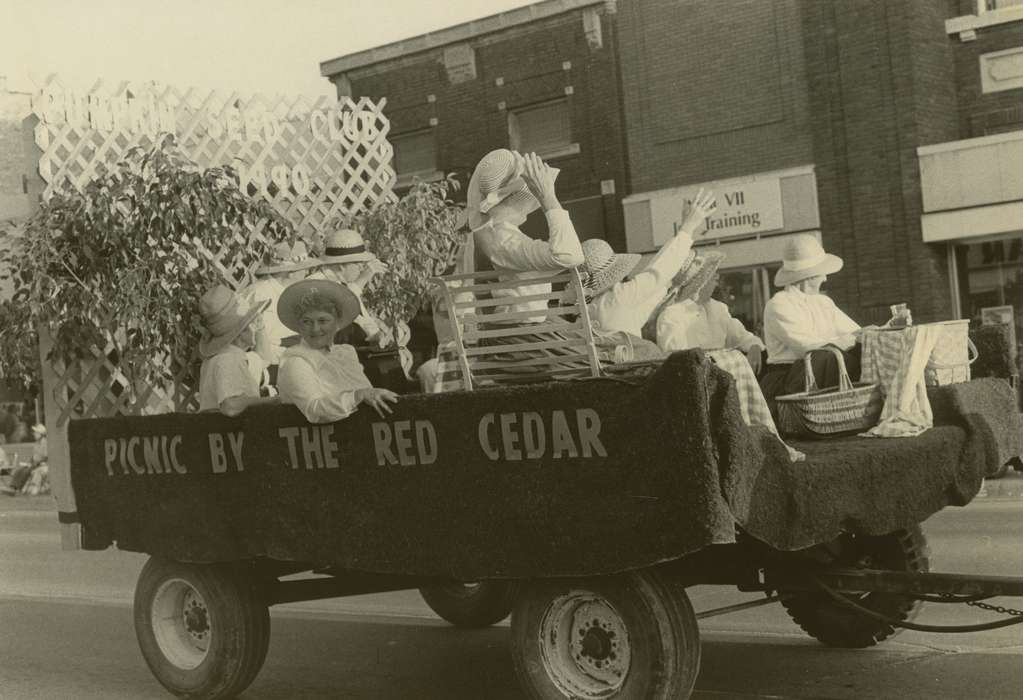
[759, 233, 864, 411]
[653, 250, 766, 374]
[307, 228, 389, 348]
[197, 284, 280, 416]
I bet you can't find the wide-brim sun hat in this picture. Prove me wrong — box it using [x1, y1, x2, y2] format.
[277, 279, 362, 335]
[466, 149, 540, 230]
[316, 229, 377, 266]
[257, 240, 317, 276]
[671, 250, 725, 303]
[579, 238, 640, 300]
[774, 234, 843, 287]
[198, 285, 270, 359]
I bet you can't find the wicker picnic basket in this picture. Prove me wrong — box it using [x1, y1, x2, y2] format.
[776, 346, 883, 438]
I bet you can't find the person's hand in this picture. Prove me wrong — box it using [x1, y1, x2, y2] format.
[678, 188, 717, 236]
[520, 152, 560, 212]
[746, 346, 763, 375]
[356, 387, 399, 417]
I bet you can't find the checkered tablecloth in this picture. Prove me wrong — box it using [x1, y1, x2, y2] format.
[860, 325, 943, 437]
[708, 349, 804, 462]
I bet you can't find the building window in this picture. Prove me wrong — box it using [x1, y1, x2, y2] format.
[508, 99, 579, 160]
[717, 264, 779, 340]
[953, 236, 1023, 374]
[392, 129, 438, 181]
[980, 0, 1023, 11]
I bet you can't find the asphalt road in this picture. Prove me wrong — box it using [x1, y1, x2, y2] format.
[2, 486, 1023, 699]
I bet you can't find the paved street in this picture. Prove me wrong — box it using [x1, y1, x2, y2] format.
[2, 476, 1023, 699]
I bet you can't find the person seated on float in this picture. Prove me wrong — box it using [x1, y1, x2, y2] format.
[244, 240, 314, 376]
[471, 148, 583, 326]
[758, 234, 862, 410]
[197, 284, 279, 416]
[306, 228, 389, 348]
[572, 190, 717, 361]
[653, 250, 765, 374]
[276, 278, 399, 423]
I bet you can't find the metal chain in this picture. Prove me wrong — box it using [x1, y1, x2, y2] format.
[967, 600, 1023, 617]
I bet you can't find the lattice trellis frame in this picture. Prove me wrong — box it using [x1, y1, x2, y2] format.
[30, 76, 397, 423]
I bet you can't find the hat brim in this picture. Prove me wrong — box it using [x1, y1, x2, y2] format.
[277, 279, 362, 335]
[198, 298, 271, 359]
[317, 251, 376, 265]
[585, 253, 641, 299]
[257, 257, 321, 276]
[673, 251, 725, 303]
[774, 254, 843, 287]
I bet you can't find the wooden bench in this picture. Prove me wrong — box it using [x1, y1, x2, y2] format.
[430, 268, 602, 391]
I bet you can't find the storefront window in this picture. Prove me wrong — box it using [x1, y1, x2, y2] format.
[954, 236, 1023, 370]
[715, 264, 779, 340]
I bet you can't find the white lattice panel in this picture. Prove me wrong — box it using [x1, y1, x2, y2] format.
[31, 76, 398, 421]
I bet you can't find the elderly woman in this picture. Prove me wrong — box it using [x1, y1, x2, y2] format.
[759, 234, 863, 409]
[277, 278, 398, 423]
[653, 250, 765, 373]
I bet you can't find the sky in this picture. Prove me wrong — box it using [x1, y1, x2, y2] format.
[2, 0, 537, 97]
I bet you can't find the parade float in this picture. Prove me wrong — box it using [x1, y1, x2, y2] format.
[7, 77, 1023, 700]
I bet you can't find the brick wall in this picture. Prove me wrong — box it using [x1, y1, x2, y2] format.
[951, 20, 1023, 137]
[617, 0, 814, 194]
[331, 6, 630, 250]
[800, 0, 957, 323]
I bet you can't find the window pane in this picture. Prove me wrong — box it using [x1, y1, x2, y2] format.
[510, 100, 571, 153]
[955, 237, 1023, 373]
[393, 130, 436, 176]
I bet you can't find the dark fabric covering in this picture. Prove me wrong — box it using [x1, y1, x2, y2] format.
[728, 378, 1023, 552]
[68, 353, 1020, 578]
[970, 324, 1015, 380]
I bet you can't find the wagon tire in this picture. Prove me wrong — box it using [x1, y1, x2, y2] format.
[780, 525, 929, 648]
[419, 581, 520, 627]
[133, 557, 270, 700]
[511, 569, 700, 700]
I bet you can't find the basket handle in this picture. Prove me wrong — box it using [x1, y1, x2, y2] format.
[928, 337, 979, 369]
[802, 345, 854, 393]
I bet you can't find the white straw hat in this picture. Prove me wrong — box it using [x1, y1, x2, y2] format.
[316, 229, 376, 266]
[671, 250, 725, 302]
[579, 238, 640, 301]
[277, 279, 361, 334]
[466, 149, 540, 230]
[198, 285, 270, 359]
[774, 234, 843, 287]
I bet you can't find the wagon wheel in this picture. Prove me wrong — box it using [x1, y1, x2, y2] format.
[778, 525, 929, 648]
[419, 580, 521, 628]
[511, 569, 701, 700]
[133, 557, 271, 700]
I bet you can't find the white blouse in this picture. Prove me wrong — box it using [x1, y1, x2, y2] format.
[657, 298, 764, 353]
[587, 231, 694, 337]
[474, 208, 584, 321]
[763, 287, 860, 364]
[277, 341, 372, 423]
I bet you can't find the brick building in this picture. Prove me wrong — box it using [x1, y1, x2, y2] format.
[320, 0, 630, 251]
[321, 0, 1023, 344]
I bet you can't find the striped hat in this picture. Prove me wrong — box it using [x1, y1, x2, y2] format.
[579, 238, 641, 301]
[466, 149, 540, 230]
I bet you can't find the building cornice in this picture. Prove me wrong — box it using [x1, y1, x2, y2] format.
[320, 0, 612, 78]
